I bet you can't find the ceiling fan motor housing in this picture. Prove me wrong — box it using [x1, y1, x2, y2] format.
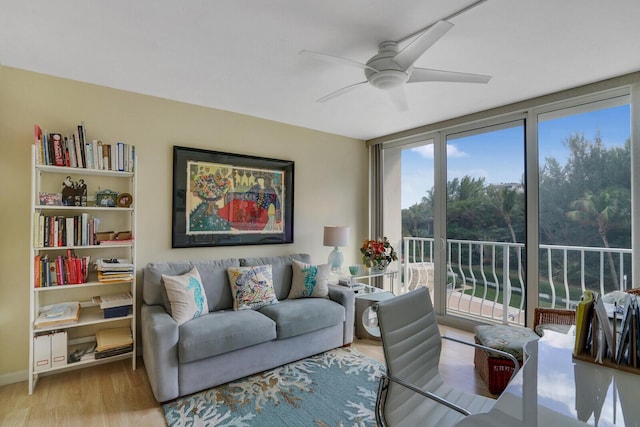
[365, 41, 409, 90]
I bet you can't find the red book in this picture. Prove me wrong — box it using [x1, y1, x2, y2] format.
[50, 133, 65, 166]
[76, 258, 83, 284]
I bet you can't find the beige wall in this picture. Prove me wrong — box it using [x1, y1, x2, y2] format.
[0, 67, 368, 381]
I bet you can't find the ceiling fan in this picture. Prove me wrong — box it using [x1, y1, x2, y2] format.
[300, 1, 491, 111]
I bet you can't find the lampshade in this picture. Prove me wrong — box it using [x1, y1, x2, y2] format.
[323, 226, 350, 247]
[323, 226, 350, 272]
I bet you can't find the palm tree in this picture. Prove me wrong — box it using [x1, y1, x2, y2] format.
[566, 187, 630, 287]
[489, 187, 519, 243]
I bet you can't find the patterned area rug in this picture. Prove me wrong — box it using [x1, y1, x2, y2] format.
[162, 347, 385, 426]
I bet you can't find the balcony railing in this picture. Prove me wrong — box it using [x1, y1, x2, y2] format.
[402, 237, 633, 325]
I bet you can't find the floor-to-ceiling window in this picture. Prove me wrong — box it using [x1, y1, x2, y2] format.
[537, 97, 631, 309]
[377, 84, 636, 326]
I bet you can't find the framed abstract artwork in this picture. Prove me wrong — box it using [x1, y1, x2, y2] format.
[172, 146, 294, 248]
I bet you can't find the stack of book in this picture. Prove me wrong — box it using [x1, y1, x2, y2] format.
[95, 327, 133, 359]
[95, 258, 134, 283]
[92, 292, 133, 318]
[34, 301, 81, 329]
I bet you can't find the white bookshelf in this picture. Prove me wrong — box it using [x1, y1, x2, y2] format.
[28, 144, 137, 395]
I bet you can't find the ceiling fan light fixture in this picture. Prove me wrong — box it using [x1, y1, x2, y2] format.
[367, 69, 409, 90]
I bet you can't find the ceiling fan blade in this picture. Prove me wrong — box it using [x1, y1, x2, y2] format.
[387, 86, 408, 112]
[408, 67, 491, 84]
[299, 50, 378, 72]
[393, 20, 454, 70]
[317, 81, 368, 103]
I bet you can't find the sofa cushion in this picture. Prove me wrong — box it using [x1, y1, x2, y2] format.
[227, 265, 279, 310]
[240, 254, 311, 300]
[162, 267, 209, 325]
[288, 259, 330, 299]
[178, 310, 276, 363]
[143, 258, 239, 312]
[258, 298, 345, 339]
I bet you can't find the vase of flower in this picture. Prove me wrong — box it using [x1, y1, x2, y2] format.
[370, 262, 388, 273]
[360, 237, 398, 273]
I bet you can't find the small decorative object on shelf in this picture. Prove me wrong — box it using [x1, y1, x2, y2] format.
[61, 176, 88, 206]
[116, 192, 133, 207]
[95, 189, 118, 207]
[39, 192, 62, 206]
[360, 237, 398, 273]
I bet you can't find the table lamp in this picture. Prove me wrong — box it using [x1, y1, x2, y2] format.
[323, 226, 350, 272]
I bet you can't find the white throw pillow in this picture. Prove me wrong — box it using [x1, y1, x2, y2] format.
[288, 259, 330, 299]
[227, 265, 278, 310]
[162, 267, 209, 325]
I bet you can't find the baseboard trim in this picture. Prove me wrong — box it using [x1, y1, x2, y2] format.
[0, 369, 28, 387]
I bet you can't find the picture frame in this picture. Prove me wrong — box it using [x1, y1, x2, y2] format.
[116, 192, 133, 208]
[172, 146, 294, 248]
[95, 189, 117, 207]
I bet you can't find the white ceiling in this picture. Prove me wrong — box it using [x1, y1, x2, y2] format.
[2, 0, 640, 141]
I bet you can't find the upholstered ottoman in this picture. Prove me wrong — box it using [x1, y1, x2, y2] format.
[473, 324, 540, 394]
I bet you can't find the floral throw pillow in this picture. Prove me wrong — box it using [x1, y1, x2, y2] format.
[162, 266, 209, 325]
[227, 265, 278, 310]
[288, 259, 330, 299]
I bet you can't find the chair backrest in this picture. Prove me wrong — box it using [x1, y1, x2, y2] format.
[376, 287, 444, 423]
[377, 286, 441, 382]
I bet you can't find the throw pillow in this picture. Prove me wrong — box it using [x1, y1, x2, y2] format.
[162, 267, 209, 325]
[227, 265, 278, 310]
[288, 259, 330, 299]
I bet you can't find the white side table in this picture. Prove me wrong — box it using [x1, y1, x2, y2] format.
[355, 285, 395, 340]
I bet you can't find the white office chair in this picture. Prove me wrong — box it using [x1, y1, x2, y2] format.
[374, 287, 519, 427]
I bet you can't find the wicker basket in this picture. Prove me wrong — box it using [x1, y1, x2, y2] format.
[533, 307, 576, 331]
[473, 337, 519, 395]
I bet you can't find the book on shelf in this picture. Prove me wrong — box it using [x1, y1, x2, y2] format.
[34, 213, 98, 248]
[98, 238, 134, 246]
[95, 258, 134, 271]
[33, 251, 90, 287]
[34, 301, 80, 328]
[91, 292, 133, 309]
[95, 344, 133, 359]
[33, 122, 136, 172]
[95, 258, 134, 283]
[573, 290, 595, 356]
[95, 327, 133, 352]
[34, 125, 43, 165]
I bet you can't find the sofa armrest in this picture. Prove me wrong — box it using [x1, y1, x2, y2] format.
[141, 304, 180, 402]
[328, 284, 355, 345]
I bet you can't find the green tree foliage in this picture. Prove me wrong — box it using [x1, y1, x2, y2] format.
[401, 131, 630, 249]
[400, 132, 631, 291]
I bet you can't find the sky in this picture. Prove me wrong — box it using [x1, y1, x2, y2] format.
[401, 104, 631, 208]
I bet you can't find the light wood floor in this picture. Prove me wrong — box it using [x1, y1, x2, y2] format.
[0, 325, 493, 426]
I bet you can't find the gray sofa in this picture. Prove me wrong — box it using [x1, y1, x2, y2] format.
[141, 253, 355, 402]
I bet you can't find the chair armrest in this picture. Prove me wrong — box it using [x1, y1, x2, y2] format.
[441, 335, 520, 382]
[383, 373, 471, 416]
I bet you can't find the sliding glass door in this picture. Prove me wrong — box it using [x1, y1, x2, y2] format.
[444, 121, 526, 323]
